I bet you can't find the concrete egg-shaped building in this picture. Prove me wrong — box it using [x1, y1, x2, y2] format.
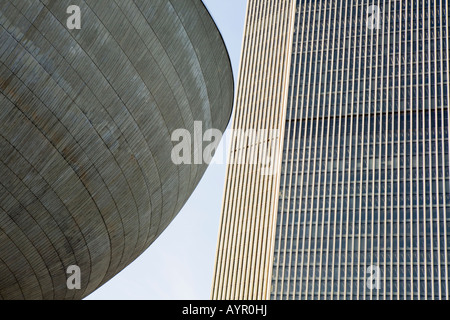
[0, 0, 233, 299]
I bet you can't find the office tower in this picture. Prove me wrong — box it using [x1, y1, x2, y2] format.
[0, 0, 233, 299]
[212, 0, 450, 300]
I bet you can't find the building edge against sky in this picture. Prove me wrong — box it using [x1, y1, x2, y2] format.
[212, 0, 296, 299]
[213, 0, 450, 300]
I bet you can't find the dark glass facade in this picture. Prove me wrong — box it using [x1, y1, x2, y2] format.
[272, 0, 450, 299]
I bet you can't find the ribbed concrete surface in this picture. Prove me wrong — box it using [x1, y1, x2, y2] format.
[0, 0, 233, 299]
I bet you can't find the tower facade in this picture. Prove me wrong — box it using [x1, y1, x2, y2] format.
[213, 0, 450, 300]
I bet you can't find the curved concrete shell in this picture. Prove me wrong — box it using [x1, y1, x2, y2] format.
[0, 0, 233, 299]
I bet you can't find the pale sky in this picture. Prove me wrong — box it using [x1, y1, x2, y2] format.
[85, 0, 248, 300]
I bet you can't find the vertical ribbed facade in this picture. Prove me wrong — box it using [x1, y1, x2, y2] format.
[211, 0, 296, 300]
[213, 0, 450, 300]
